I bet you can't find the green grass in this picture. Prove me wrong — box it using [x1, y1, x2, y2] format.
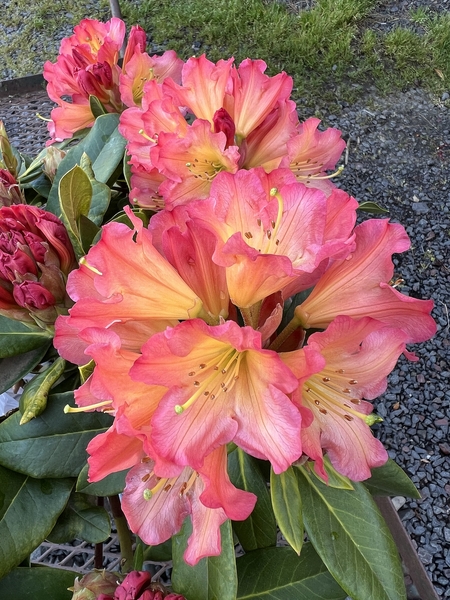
[2, 0, 450, 109]
[0, 0, 110, 79]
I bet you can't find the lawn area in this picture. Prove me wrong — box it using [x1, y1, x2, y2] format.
[1, 0, 449, 108]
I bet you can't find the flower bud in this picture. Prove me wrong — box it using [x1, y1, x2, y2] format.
[0, 204, 77, 326]
[69, 570, 119, 600]
[42, 146, 66, 182]
[0, 169, 24, 206]
[0, 121, 18, 177]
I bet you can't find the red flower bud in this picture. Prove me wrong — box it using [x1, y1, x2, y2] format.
[0, 204, 76, 325]
[0, 169, 24, 206]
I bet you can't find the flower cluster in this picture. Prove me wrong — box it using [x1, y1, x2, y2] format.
[51, 18, 436, 567]
[43, 18, 183, 142]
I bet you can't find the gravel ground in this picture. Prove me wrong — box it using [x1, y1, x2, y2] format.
[1, 1, 449, 599]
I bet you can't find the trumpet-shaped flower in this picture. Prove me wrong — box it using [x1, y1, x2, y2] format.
[283, 316, 408, 481]
[184, 169, 357, 308]
[295, 219, 436, 343]
[122, 446, 256, 565]
[280, 117, 346, 193]
[131, 318, 311, 474]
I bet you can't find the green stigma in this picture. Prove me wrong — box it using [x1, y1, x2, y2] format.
[143, 489, 153, 501]
[174, 405, 184, 414]
[365, 414, 383, 426]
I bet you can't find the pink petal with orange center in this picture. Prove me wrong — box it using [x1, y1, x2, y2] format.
[67, 214, 203, 321]
[295, 316, 409, 480]
[224, 59, 293, 139]
[295, 219, 436, 342]
[131, 319, 302, 473]
[164, 55, 234, 123]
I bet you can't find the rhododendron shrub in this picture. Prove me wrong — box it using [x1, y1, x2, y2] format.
[0, 16, 437, 600]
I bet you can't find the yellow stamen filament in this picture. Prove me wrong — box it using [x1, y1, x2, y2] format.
[64, 400, 112, 413]
[174, 349, 243, 414]
[79, 256, 103, 275]
[185, 156, 227, 181]
[293, 164, 344, 182]
[304, 376, 367, 423]
[138, 129, 157, 143]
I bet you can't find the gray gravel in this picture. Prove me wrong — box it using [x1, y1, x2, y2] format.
[1, 1, 449, 599]
[318, 88, 450, 600]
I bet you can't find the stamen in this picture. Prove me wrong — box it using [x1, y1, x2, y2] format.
[79, 256, 102, 275]
[64, 400, 112, 413]
[138, 129, 157, 143]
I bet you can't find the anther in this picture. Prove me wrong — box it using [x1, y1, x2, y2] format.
[322, 377, 330, 382]
[314, 400, 320, 405]
[141, 473, 151, 482]
[349, 379, 358, 385]
[344, 415, 354, 421]
[163, 484, 172, 492]
[193, 381, 200, 387]
[319, 408, 328, 414]
[244, 232, 253, 239]
[188, 371, 195, 376]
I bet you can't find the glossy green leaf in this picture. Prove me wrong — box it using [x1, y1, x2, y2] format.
[303, 456, 354, 490]
[172, 518, 237, 600]
[0, 392, 113, 478]
[358, 201, 389, 214]
[76, 463, 127, 496]
[228, 449, 276, 551]
[79, 151, 111, 226]
[47, 113, 126, 215]
[58, 164, 92, 257]
[0, 465, 73, 578]
[142, 538, 172, 562]
[0, 316, 52, 358]
[236, 544, 347, 599]
[0, 342, 51, 395]
[364, 459, 420, 498]
[0, 566, 77, 600]
[270, 466, 304, 554]
[296, 467, 406, 600]
[89, 95, 108, 118]
[47, 492, 110, 544]
[20, 357, 66, 424]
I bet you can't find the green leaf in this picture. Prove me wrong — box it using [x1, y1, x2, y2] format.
[0, 566, 77, 600]
[133, 542, 144, 571]
[270, 466, 304, 554]
[228, 449, 276, 551]
[47, 113, 126, 216]
[236, 544, 347, 599]
[0, 465, 73, 578]
[47, 492, 110, 544]
[172, 518, 237, 600]
[20, 357, 66, 424]
[296, 467, 406, 600]
[76, 463, 127, 496]
[0, 316, 52, 358]
[0, 342, 51, 395]
[358, 201, 389, 214]
[0, 392, 113, 478]
[79, 152, 111, 226]
[142, 539, 172, 562]
[302, 456, 354, 490]
[364, 459, 420, 498]
[58, 164, 93, 258]
[89, 95, 108, 118]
